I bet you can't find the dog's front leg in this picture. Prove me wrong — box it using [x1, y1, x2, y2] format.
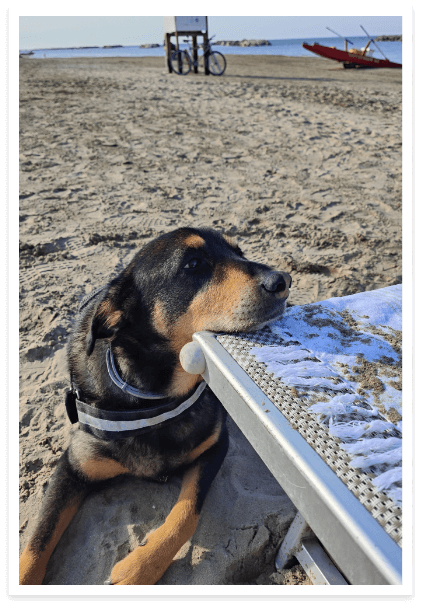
[19, 449, 89, 585]
[107, 427, 229, 585]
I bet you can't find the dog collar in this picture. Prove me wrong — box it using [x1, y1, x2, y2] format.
[65, 374, 207, 439]
[106, 348, 167, 400]
[73, 380, 207, 439]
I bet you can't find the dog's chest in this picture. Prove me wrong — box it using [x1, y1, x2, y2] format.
[119, 442, 188, 479]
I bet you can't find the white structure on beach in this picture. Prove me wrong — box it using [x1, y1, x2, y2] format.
[164, 16, 207, 33]
[164, 16, 209, 74]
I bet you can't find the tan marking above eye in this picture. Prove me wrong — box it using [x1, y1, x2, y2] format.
[222, 235, 239, 249]
[184, 235, 205, 248]
[97, 300, 122, 328]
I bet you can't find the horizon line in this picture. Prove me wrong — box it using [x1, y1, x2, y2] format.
[20, 33, 402, 53]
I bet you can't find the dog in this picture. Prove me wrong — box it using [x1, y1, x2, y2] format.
[19, 226, 291, 585]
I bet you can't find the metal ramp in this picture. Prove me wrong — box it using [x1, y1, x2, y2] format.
[180, 286, 402, 585]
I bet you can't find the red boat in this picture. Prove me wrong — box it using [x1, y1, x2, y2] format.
[303, 42, 402, 69]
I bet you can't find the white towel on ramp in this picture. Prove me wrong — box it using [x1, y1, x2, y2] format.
[251, 284, 402, 505]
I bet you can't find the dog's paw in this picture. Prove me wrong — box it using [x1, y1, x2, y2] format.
[107, 546, 149, 585]
[107, 538, 171, 586]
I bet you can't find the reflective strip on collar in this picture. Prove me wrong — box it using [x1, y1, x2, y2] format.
[77, 381, 207, 433]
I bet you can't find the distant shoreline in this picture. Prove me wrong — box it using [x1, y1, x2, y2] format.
[19, 43, 162, 52]
[19, 34, 402, 53]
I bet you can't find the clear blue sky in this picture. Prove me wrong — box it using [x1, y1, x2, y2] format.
[19, 16, 402, 50]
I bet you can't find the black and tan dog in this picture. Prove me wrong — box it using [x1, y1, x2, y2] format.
[19, 227, 291, 585]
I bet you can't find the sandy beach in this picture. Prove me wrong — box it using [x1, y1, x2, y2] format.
[19, 55, 402, 585]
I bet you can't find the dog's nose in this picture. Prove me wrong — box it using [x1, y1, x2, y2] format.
[261, 271, 292, 294]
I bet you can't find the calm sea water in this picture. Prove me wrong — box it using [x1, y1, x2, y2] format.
[20, 36, 402, 65]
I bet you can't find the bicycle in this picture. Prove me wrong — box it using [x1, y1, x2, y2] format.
[170, 35, 226, 76]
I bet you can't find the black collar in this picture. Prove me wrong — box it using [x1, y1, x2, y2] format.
[65, 349, 207, 439]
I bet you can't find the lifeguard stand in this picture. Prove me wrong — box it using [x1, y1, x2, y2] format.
[164, 16, 209, 75]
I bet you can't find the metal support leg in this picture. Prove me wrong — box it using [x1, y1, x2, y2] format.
[203, 33, 210, 75]
[275, 512, 313, 570]
[165, 34, 172, 73]
[275, 512, 348, 585]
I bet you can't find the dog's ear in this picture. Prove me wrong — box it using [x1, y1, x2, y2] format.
[86, 297, 124, 356]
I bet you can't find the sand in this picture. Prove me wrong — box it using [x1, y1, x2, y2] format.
[19, 55, 402, 586]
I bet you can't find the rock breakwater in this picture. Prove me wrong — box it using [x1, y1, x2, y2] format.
[375, 35, 402, 41]
[214, 39, 271, 47]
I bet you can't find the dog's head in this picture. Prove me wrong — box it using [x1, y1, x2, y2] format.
[86, 227, 291, 395]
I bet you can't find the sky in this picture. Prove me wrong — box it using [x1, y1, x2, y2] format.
[19, 15, 403, 50]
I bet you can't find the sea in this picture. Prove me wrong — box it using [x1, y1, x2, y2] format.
[20, 36, 402, 65]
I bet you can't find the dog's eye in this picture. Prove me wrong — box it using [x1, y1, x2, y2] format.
[184, 258, 201, 269]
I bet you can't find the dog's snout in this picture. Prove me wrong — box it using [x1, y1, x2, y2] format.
[261, 271, 291, 294]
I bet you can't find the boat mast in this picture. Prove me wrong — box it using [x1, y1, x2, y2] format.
[360, 25, 389, 60]
[326, 27, 353, 52]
